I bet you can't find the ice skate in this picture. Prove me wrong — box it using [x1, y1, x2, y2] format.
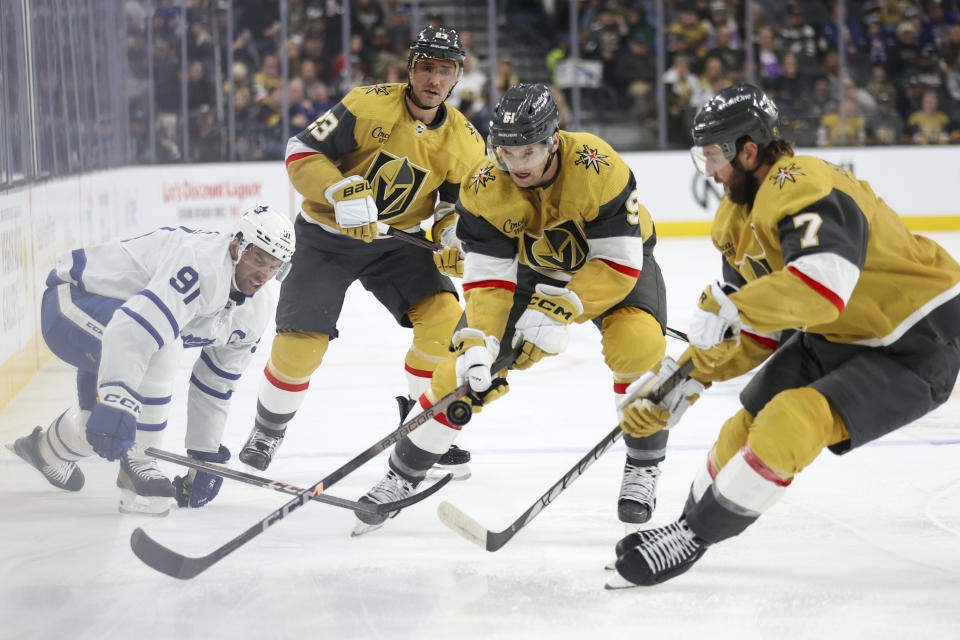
[239, 424, 285, 471]
[618, 460, 661, 524]
[605, 516, 708, 589]
[427, 444, 472, 481]
[117, 448, 175, 516]
[7, 426, 84, 492]
[351, 470, 419, 537]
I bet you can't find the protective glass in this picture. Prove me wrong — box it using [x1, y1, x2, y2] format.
[690, 143, 735, 177]
[487, 137, 554, 173]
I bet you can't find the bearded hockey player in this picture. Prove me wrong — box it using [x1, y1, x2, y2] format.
[242, 26, 485, 478]
[7, 205, 295, 516]
[608, 84, 960, 588]
[352, 83, 671, 536]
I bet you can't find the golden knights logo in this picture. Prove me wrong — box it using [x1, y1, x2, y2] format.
[365, 84, 390, 95]
[465, 122, 481, 142]
[523, 221, 589, 272]
[771, 163, 804, 189]
[574, 144, 610, 174]
[365, 150, 429, 219]
[734, 224, 773, 280]
[470, 164, 495, 193]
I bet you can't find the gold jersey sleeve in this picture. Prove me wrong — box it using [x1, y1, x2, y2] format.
[711, 154, 960, 346]
[286, 83, 486, 231]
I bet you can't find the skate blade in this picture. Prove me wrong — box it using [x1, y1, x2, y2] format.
[604, 574, 640, 590]
[119, 490, 170, 517]
[604, 559, 616, 571]
[426, 464, 471, 482]
[350, 519, 386, 537]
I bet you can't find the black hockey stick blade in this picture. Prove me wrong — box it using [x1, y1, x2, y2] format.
[130, 527, 212, 580]
[146, 447, 452, 514]
[437, 358, 697, 551]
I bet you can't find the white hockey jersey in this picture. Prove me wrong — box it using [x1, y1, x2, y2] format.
[50, 226, 273, 449]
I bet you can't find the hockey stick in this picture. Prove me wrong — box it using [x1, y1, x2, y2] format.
[377, 222, 442, 251]
[146, 447, 452, 515]
[131, 351, 515, 579]
[437, 358, 697, 552]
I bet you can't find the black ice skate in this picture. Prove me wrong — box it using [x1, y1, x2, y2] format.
[117, 448, 175, 516]
[618, 460, 661, 524]
[239, 424, 285, 471]
[605, 516, 708, 588]
[7, 426, 84, 492]
[351, 469, 420, 536]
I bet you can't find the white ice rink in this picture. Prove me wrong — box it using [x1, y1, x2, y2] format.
[2, 234, 959, 640]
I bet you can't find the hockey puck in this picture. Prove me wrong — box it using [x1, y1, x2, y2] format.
[446, 400, 472, 426]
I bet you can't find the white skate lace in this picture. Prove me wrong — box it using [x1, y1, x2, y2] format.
[247, 429, 283, 455]
[366, 470, 416, 505]
[43, 461, 78, 484]
[635, 519, 702, 574]
[620, 463, 661, 505]
[126, 455, 166, 480]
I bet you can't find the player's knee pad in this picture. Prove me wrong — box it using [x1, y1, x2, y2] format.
[407, 292, 462, 360]
[600, 307, 666, 389]
[713, 408, 754, 470]
[268, 330, 329, 381]
[748, 387, 848, 476]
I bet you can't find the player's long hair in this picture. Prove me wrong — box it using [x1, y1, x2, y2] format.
[736, 136, 794, 165]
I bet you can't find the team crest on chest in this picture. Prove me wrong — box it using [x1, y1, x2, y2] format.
[470, 164, 496, 192]
[365, 84, 390, 95]
[365, 150, 429, 219]
[574, 144, 610, 174]
[523, 220, 589, 272]
[771, 163, 804, 189]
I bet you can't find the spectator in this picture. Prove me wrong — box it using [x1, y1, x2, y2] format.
[777, 3, 824, 75]
[756, 25, 783, 86]
[866, 92, 905, 144]
[495, 55, 519, 101]
[899, 74, 926, 117]
[921, 0, 959, 52]
[887, 21, 922, 82]
[704, 1, 741, 50]
[611, 34, 657, 119]
[907, 89, 958, 143]
[668, 3, 710, 63]
[865, 63, 898, 105]
[186, 60, 216, 110]
[818, 97, 866, 146]
[822, 0, 866, 54]
[253, 54, 283, 100]
[945, 50, 960, 118]
[546, 38, 569, 85]
[300, 29, 332, 84]
[663, 54, 702, 146]
[706, 24, 746, 83]
[695, 55, 731, 108]
[865, 13, 895, 65]
[768, 51, 811, 117]
[352, 0, 384, 40]
[190, 104, 222, 162]
[914, 43, 947, 93]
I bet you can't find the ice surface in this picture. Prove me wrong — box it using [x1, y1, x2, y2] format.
[2, 234, 959, 640]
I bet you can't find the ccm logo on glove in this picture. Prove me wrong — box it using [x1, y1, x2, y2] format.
[101, 392, 142, 415]
[529, 293, 578, 322]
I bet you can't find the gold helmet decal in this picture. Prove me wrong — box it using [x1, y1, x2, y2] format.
[523, 221, 589, 271]
[365, 150, 429, 219]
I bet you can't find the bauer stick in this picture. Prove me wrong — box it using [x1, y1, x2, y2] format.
[437, 357, 697, 552]
[147, 447, 452, 515]
[130, 350, 514, 580]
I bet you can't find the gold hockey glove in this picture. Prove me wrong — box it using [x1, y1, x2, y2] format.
[619, 356, 705, 437]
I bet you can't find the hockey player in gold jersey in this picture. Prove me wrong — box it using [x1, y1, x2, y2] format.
[239, 26, 485, 474]
[353, 83, 671, 535]
[608, 84, 960, 588]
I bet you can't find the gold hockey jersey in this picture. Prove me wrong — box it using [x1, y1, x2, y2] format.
[455, 130, 657, 340]
[713, 154, 960, 347]
[285, 82, 485, 230]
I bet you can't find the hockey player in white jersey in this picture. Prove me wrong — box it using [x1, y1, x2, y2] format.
[6, 205, 295, 516]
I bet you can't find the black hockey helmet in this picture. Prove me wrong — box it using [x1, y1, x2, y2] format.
[488, 83, 559, 148]
[690, 84, 780, 174]
[407, 26, 466, 72]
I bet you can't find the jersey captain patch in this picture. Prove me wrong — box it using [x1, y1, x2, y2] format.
[469, 164, 496, 193]
[574, 144, 610, 174]
[770, 162, 805, 189]
[364, 150, 429, 219]
[522, 220, 589, 272]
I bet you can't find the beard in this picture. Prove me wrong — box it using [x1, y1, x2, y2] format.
[726, 162, 760, 207]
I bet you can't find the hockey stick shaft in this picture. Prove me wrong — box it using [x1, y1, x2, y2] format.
[146, 447, 451, 514]
[132, 350, 516, 579]
[377, 223, 441, 251]
[438, 358, 697, 551]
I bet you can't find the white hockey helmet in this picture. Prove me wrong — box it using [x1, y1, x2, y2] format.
[233, 204, 296, 281]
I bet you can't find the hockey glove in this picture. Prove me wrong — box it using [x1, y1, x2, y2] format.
[325, 175, 378, 243]
[173, 445, 230, 508]
[427, 328, 509, 417]
[432, 214, 464, 277]
[511, 284, 584, 370]
[618, 356, 705, 438]
[86, 384, 140, 461]
[689, 281, 741, 350]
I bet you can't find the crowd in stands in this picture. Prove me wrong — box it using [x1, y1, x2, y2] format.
[124, 0, 960, 162]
